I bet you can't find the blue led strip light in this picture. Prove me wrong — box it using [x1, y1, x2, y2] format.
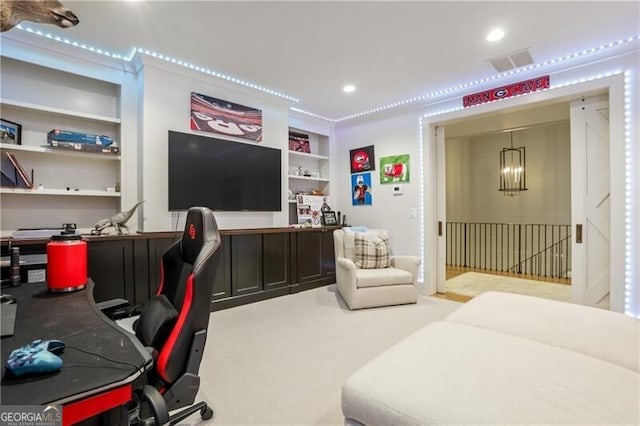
[336, 35, 639, 122]
[15, 25, 298, 103]
[623, 70, 635, 317]
[15, 25, 637, 122]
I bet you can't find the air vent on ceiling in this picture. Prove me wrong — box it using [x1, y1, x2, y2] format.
[488, 48, 534, 73]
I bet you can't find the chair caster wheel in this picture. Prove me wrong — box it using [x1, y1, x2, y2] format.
[200, 405, 213, 420]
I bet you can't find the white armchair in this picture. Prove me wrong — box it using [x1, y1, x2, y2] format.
[333, 229, 420, 310]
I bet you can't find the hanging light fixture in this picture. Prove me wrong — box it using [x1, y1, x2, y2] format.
[499, 131, 527, 196]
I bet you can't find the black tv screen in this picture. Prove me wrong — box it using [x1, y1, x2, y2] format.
[168, 130, 281, 211]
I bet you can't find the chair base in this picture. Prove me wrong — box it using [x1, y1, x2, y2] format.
[169, 401, 213, 425]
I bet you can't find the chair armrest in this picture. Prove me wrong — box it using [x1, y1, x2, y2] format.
[96, 298, 130, 312]
[390, 256, 421, 284]
[97, 298, 132, 320]
[337, 257, 357, 270]
[335, 257, 358, 307]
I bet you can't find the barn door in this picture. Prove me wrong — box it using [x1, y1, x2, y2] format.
[570, 95, 610, 307]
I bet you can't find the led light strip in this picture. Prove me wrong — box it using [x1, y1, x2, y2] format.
[15, 25, 298, 103]
[14, 25, 638, 122]
[420, 70, 637, 317]
[337, 35, 639, 122]
[417, 117, 425, 285]
[622, 70, 635, 317]
[289, 107, 335, 122]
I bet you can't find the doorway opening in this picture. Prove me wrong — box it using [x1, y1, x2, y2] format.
[443, 104, 573, 303]
[423, 76, 623, 311]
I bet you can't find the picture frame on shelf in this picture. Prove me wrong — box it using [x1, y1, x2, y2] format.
[322, 210, 338, 226]
[289, 131, 311, 153]
[0, 119, 21, 145]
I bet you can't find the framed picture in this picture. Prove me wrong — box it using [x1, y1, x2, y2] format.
[349, 145, 375, 173]
[380, 154, 410, 184]
[289, 131, 310, 153]
[190, 92, 263, 142]
[0, 119, 21, 145]
[352, 172, 373, 206]
[322, 210, 338, 226]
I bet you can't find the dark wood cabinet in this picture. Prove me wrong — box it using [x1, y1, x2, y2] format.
[87, 239, 134, 303]
[263, 232, 289, 290]
[231, 234, 263, 296]
[212, 235, 231, 300]
[296, 228, 336, 291]
[1, 226, 338, 312]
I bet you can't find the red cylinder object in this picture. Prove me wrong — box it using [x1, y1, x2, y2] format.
[47, 234, 87, 292]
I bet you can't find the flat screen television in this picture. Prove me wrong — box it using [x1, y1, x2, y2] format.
[168, 130, 281, 211]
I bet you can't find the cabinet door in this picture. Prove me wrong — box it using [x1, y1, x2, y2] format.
[231, 234, 263, 296]
[263, 233, 289, 290]
[212, 235, 231, 300]
[297, 231, 323, 284]
[87, 240, 134, 303]
[321, 230, 336, 276]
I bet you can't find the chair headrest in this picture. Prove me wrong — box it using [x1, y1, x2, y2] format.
[181, 207, 220, 265]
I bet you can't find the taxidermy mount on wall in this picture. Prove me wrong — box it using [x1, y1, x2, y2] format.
[93, 201, 145, 235]
[1, 1, 79, 32]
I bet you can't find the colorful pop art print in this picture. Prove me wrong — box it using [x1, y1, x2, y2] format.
[352, 172, 372, 206]
[379, 154, 410, 184]
[190, 92, 262, 142]
[349, 145, 375, 174]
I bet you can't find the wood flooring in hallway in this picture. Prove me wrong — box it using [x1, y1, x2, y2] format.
[433, 266, 571, 303]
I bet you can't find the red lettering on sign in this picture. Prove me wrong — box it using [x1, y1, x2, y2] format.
[463, 75, 550, 108]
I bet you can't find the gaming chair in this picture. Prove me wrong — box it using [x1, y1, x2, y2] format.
[130, 206, 221, 424]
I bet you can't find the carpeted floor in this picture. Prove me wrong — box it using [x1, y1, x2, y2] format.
[446, 271, 571, 302]
[186, 284, 461, 425]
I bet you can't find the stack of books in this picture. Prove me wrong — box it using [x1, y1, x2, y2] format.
[1, 152, 33, 188]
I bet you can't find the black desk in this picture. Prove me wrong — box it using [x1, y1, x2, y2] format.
[1, 280, 152, 424]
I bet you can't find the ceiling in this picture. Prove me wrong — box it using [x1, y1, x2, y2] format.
[7, 1, 640, 121]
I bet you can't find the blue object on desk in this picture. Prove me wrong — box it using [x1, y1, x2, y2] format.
[6, 339, 65, 377]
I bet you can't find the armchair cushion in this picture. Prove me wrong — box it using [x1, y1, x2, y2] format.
[356, 268, 414, 288]
[354, 232, 391, 269]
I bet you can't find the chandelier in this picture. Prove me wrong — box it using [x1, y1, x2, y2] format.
[499, 132, 527, 196]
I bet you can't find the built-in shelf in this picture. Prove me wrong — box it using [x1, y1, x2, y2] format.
[0, 98, 121, 125]
[0, 188, 120, 197]
[288, 151, 329, 161]
[0, 143, 120, 160]
[288, 175, 330, 182]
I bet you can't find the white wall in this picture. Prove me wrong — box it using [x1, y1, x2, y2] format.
[138, 56, 293, 231]
[335, 113, 422, 257]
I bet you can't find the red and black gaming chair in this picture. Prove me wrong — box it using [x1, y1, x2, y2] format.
[130, 206, 221, 424]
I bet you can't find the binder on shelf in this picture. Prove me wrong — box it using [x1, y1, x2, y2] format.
[1, 153, 18, 187]
[3, 152, 33, 188]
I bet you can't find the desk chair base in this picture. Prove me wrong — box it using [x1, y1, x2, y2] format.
[134, 385, 213, 425]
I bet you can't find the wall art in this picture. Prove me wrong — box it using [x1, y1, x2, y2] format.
[349, 145, 375, 174]
[190, 92, 262, 142]
[352, 172, 372, 206]
[380, 154, 410, 184]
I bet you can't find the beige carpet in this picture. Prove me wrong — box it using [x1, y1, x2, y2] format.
[446, 271, 571, 302]
[189, 284, 461, 425]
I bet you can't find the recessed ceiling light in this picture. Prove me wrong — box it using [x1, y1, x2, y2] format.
[486, 28, 505, 42]
[343, 84, 356, 93]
